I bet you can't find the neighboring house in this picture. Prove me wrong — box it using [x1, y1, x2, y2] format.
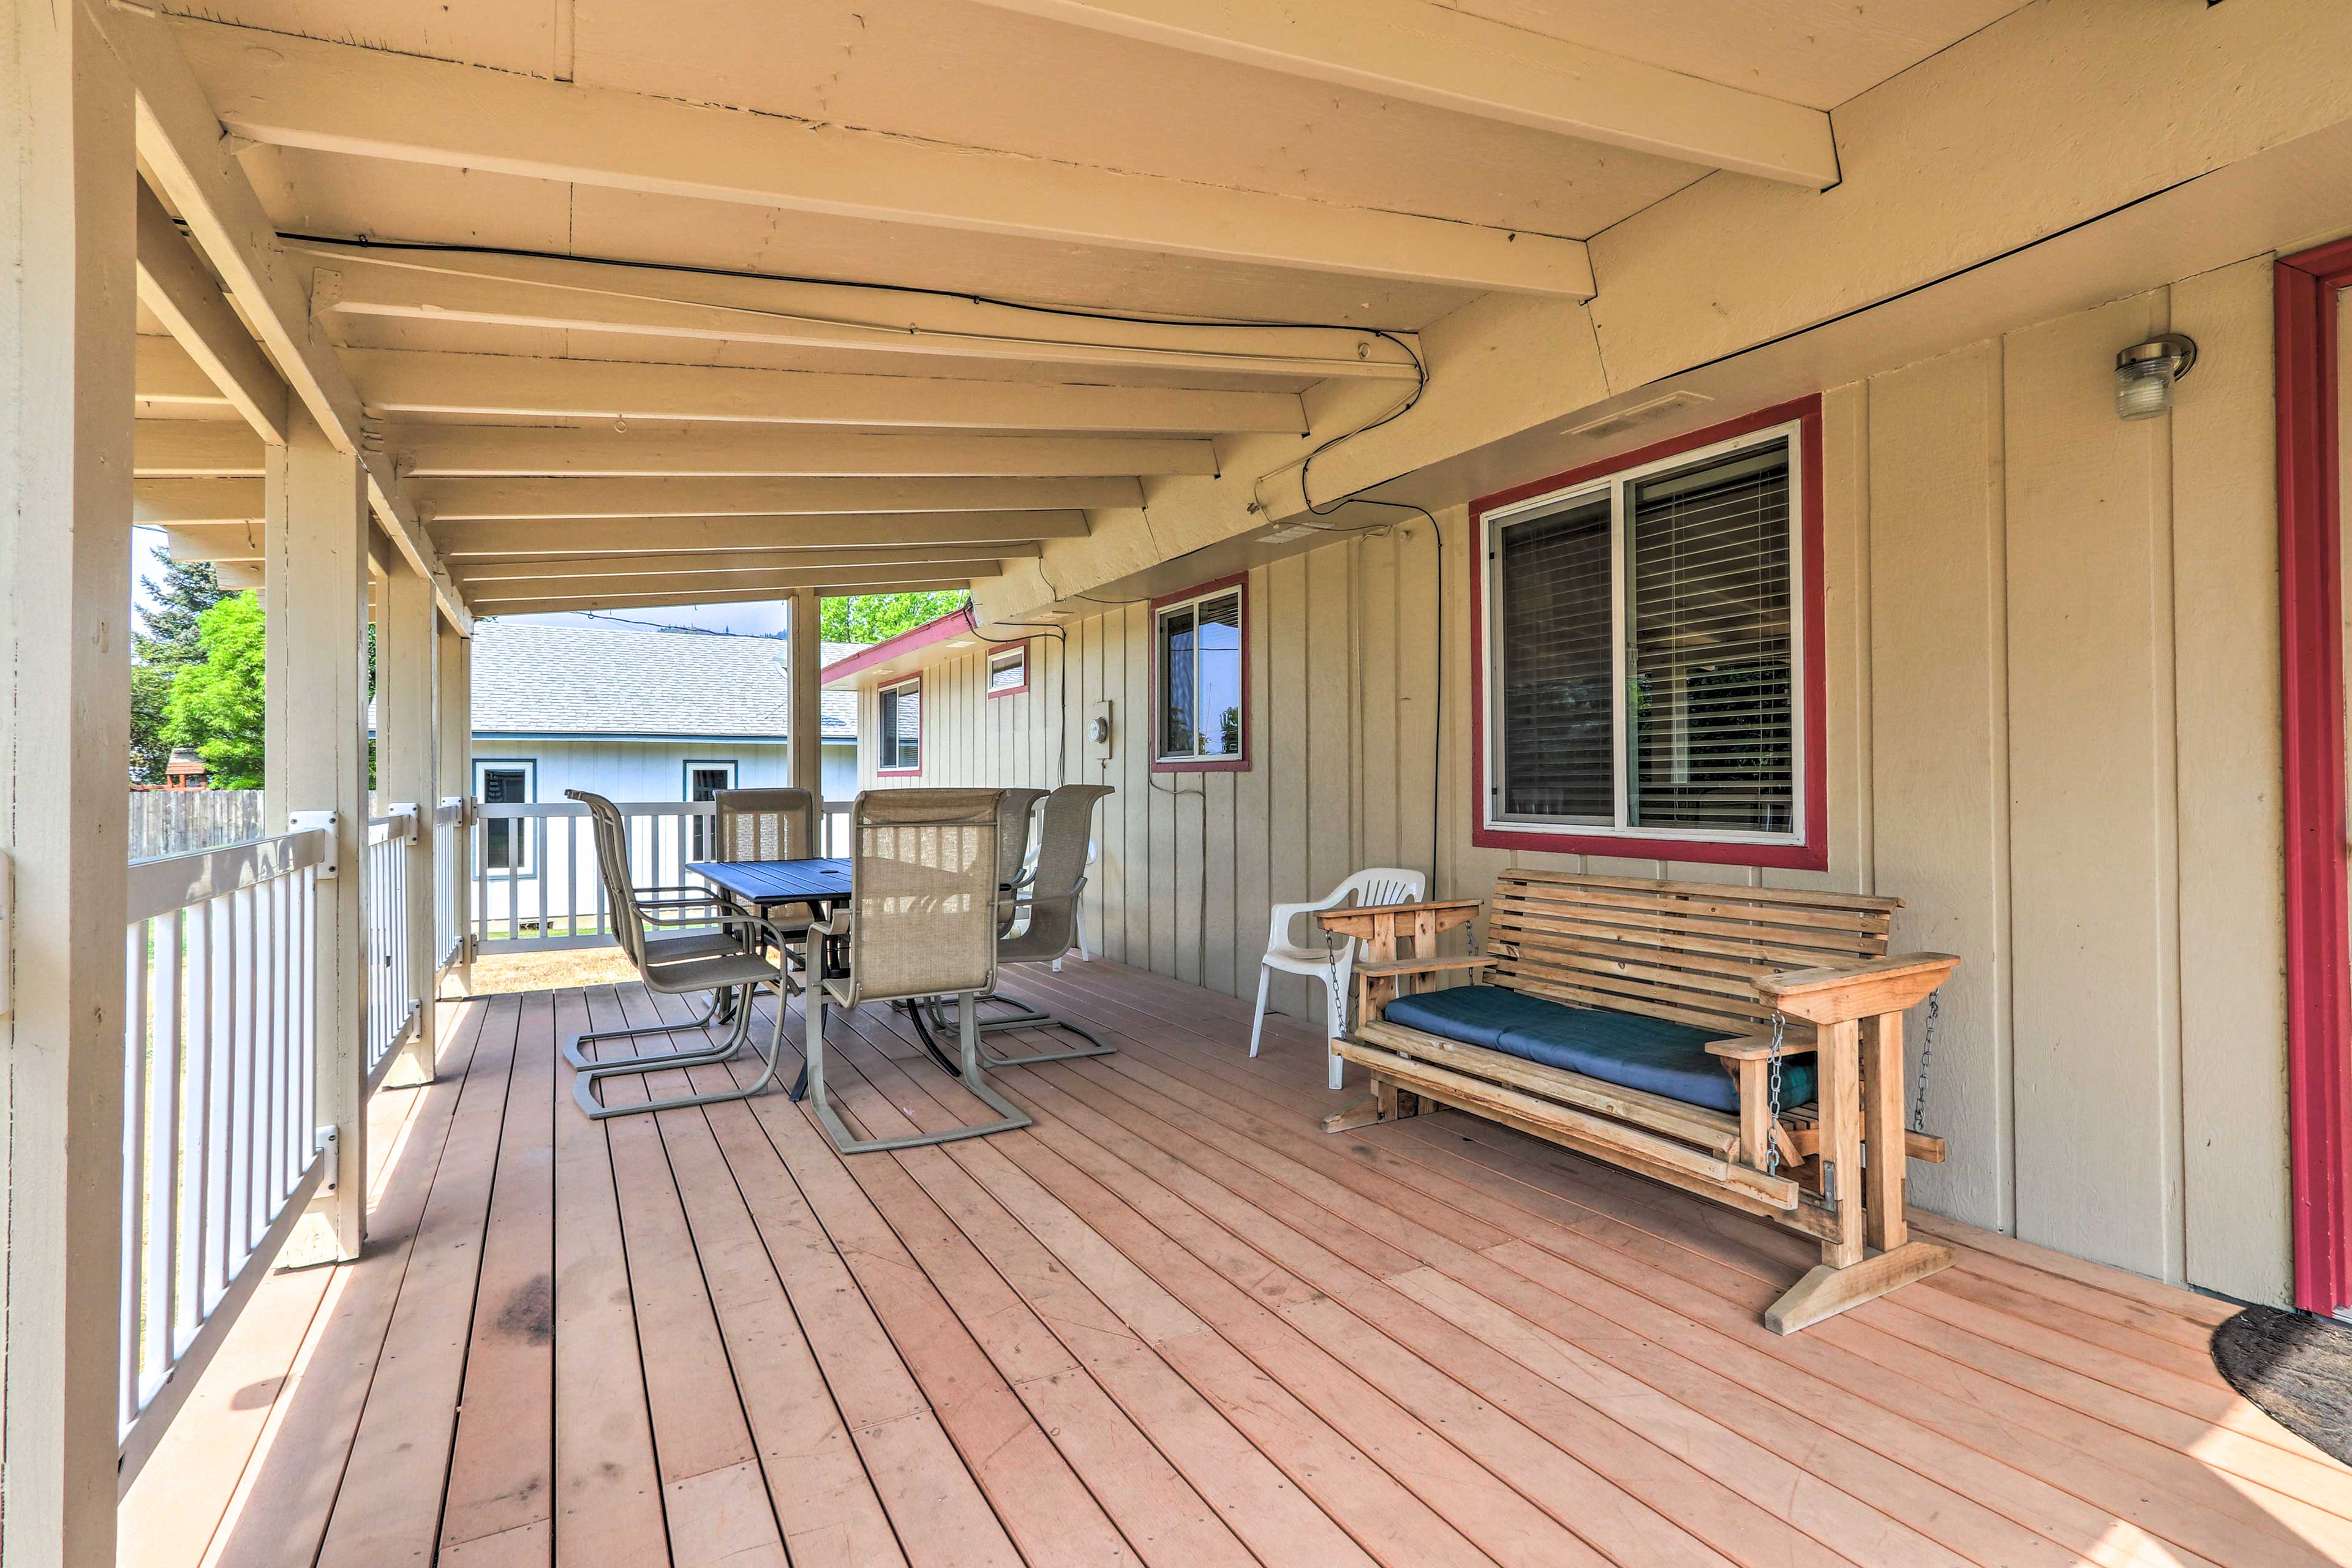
[470, 620, 862, 834]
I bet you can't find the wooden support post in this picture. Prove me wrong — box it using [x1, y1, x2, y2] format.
[1861, 1011, 1908, 1251]
[382, 553, 438, 1084]
[265, 404, 370, 1262]
[436, 617, 473, 998]
[1815, 1017, 1866, 1270]
[1, 7, 135, 1562]
[1736, 1057, 1771, 1169]
[788, 586, 824, 815]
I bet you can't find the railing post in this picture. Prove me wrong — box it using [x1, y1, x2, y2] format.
[436, 621, 474, 1005]
[382, 555, 438, 1085]
[263, 405, 370, 1264]
[1, 9, 135, 1562]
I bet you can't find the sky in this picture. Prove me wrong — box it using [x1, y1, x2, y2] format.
[131, 524, 796, 641]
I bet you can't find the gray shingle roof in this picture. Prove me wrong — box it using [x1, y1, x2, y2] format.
[470, 622, 863, 739]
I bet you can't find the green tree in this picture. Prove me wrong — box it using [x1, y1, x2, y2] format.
[820, 590, 970, 644]
[165, 593, 267, 790]
[130, 543, 228, 783]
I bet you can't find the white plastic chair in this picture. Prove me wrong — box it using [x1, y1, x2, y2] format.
[1251, 868, 1426, 1088]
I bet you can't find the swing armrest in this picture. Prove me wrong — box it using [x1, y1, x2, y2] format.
[1705, 1030, 1818, 1062]
[1754, 952, 1961, 1027]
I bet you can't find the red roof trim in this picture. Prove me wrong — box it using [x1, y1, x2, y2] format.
[820, 605, 973, 683]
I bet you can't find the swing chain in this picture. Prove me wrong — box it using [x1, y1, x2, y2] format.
[1910, 991, 1940, 1133]
[1764, 1008, 1787, 1176]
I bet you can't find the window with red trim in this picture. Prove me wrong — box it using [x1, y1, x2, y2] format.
[1153, 579, 1246, 770]
[1474, 407, 1823, 866]
[876, 675, 921, 774]
[986, 643, 1028, 696]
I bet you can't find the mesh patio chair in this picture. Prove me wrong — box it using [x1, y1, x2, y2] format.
[797, 788, 1033, 1155]
[560, 791, 796, 1104]
[711, 786, 825, 985]
[915, 783, 1115, 1068]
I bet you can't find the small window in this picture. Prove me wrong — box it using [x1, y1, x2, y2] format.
[877, 676, 922, 774]
[685, 761, 737, 801]
[1153, 579, 1246, 769]
[987, 643, 1028, 696]
[685, 761, 737, 857]
[1481, 417, 1807, 854]
[475, 760, 535, 872]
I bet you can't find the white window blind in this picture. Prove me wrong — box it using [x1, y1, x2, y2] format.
[1485, 426, 1800, 846]
[1626, 444, 1793, 834]
[1497, 494, 1613, 822]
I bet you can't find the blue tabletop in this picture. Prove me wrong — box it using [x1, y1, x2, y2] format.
[687, 858, 853, 903]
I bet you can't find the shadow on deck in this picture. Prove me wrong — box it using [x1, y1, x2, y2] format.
[120, 958, 2352, 1567]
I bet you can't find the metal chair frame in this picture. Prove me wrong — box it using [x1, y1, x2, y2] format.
[558, 790, 803, 1118]
[797, 789, 1033, 1155]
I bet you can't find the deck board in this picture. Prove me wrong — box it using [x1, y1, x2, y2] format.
[121, 959, 2352, 1568]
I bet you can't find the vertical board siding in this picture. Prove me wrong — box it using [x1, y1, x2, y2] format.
[846, 263, 2292, 1303]
[1866, 343, 2017, 1234]
[2003, 292, 2186, 1282]
[2171, 258, 2293, 1305]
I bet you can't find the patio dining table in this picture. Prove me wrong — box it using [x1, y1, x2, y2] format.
[688, 856, 855, 1099]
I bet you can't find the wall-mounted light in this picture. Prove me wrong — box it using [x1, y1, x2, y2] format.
[2114, 334, 2198, 420]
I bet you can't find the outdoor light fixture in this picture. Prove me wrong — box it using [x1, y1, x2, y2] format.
[2114, 334, 2197, 420]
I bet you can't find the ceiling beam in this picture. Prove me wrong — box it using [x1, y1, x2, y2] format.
[93, 3, 470, 627]
[416, 476, 1140, 519]
[302, 245, 1422, 383]
[133, 184, 289, 440]
[182, 20, 1593, 298]
[968, 0, 1837, 189]
[135, 420, 263, 477]
[432, 511, 1088, 556]
[134, 478, 264, 524]
[137, 335, 233, 407]
[472, 581, 977, 617]
[454, 542, 1033, 581]
[392, 426, 1217, 479]
[462, 562, 997, 599]
[161, 521, 266, 562]
[344, 347, 1307, 435]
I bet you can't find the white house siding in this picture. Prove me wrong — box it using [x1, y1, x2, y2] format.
[854, 255, 2291, 1306]
[475, 735, 858, 805]
[470, 736, 859, 943]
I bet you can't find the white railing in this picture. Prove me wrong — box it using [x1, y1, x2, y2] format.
[434, 795, 468, 979]
[472, 799, 849, 953]
[364, 809, 420, 1080]
[118, 824, 332, 1482]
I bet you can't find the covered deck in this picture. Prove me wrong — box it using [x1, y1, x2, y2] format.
[122, 960, 2348, 1568]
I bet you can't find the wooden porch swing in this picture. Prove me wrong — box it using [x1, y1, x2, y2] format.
[1318, 868, 1958, 1333]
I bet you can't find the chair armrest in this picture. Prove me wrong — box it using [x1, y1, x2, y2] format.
[1268, 889, 1349, 946]
[1705, 1030, 1819, 1062]
[1755, 952, 1961, 1027]
[805, 908, 852, 940]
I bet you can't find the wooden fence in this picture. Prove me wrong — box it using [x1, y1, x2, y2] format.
[129, 791, 264, 861]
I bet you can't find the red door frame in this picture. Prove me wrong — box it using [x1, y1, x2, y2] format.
[2277, 238, 2352, 1316]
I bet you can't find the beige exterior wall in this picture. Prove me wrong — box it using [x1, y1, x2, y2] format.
[853, 254, 2292, 1305]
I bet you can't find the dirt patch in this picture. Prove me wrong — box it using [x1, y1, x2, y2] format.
[466, 947, 637, 996]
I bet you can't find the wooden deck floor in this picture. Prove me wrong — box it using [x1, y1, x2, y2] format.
[119, 958, 2352, 1568]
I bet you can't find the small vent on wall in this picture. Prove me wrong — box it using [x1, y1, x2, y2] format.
[1258, 522, 1326, 543]
[1562, 391, 1711, 440]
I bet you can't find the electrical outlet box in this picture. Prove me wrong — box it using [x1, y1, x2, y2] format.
[1089, 701, 1115, 761]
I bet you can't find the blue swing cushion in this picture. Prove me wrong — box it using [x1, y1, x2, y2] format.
[1379, 985, 1816, 1116]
